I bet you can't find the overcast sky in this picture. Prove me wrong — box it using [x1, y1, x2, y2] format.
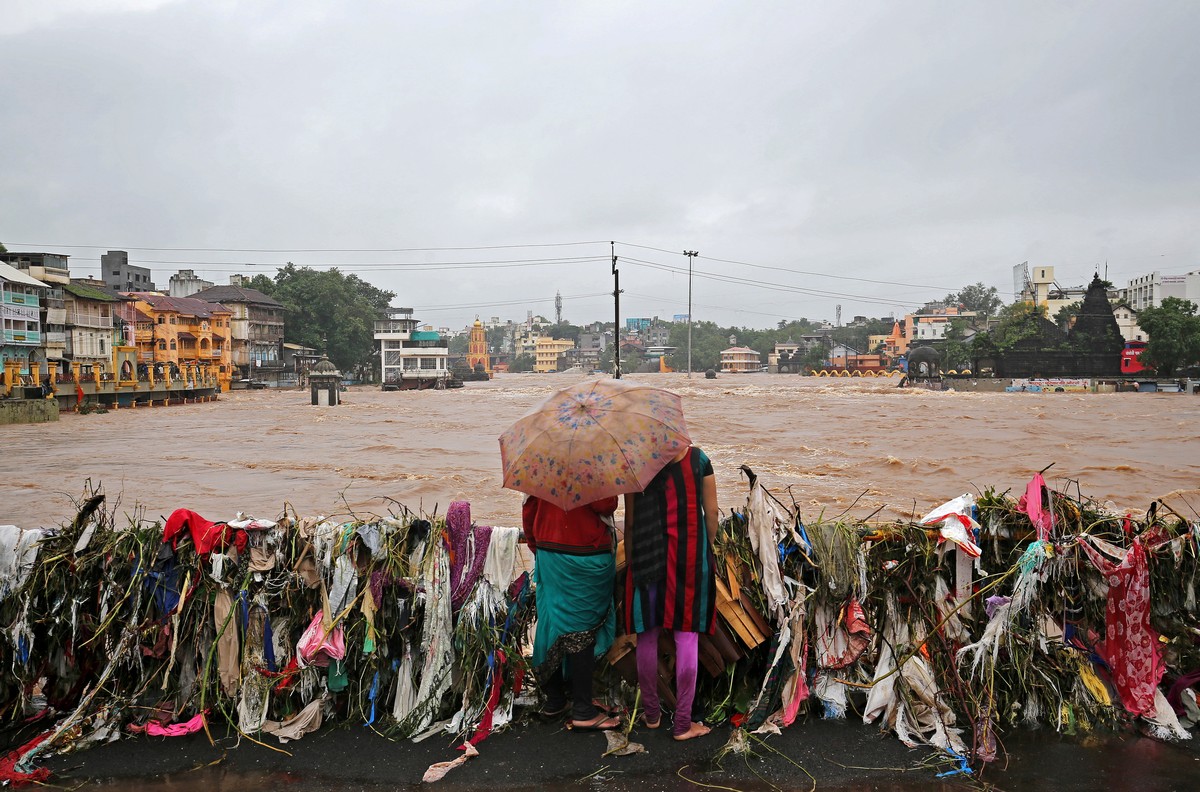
[3, 1, 1197, 330]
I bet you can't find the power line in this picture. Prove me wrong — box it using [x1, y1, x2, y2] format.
[621, 291, 836, 324]
[417, 291, 612, 314]
[65, 255, 610, 272]
[3, 240, 609, 253]
[614, 241, 955, 291]
[621, 256, 927, 309]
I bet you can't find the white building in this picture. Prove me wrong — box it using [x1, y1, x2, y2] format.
[374, 307, 450, 387]
[1126, 270, 1200, 311]
[169, 269, 215, 298]
[1112, 304, 1146, 343]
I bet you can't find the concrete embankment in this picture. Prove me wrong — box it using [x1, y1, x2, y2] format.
[0, 398, 58, 425]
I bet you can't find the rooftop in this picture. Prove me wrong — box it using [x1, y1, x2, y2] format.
[129, 292, 232, 318]
[190, 284, 284, 308]
[63, 281, 123, 302]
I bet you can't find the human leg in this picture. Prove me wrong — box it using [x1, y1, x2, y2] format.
[635, 626, 662, 727]
[567, 642, 598, 721]
[539, 664, 569, 717]
[671, 631, 709, 739]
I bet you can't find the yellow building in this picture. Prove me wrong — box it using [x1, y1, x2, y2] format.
[123, 293, 234, 390]
[720, 346, 762, 373]
[465, 318, 492, 375]
[534, 337, 574, 372]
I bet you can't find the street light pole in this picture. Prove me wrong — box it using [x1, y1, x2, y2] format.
[612, 241, 621, 380]
[683, 250, 698, 377]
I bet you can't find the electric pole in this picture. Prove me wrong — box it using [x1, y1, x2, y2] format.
[612, 241, 621, 379]
[683, 250, 699, 377]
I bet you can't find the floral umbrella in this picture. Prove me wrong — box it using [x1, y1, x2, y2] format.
[498, 378, 690, 511]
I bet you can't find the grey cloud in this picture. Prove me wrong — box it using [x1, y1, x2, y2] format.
[2, 1, 1197, 327]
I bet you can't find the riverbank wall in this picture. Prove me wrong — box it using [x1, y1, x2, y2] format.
[0, 397, 58, 425]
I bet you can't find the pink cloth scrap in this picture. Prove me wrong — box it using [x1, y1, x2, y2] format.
[146, 712, 207, 737]
[1017, 474, 1054, 541]
[297, 612, 346, 668]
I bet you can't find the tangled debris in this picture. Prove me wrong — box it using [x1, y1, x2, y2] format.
[2, 470, 1198, 785]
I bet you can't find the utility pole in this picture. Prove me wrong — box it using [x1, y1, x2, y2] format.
[612, 241, 621, 379]
[683, 250, 699, 377]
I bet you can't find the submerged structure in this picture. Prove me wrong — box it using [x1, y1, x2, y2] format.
[989, 275, 1124, 378]
[373, 307, 458, 390]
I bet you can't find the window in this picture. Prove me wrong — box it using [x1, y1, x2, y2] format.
[170, 340, 176, 350]
[158, 316, 165, 324]
[158, 340, 166, 350]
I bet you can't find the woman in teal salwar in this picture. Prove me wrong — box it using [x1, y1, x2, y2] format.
[523, 495, 621, 731]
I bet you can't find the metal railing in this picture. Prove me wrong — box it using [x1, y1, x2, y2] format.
[67, 310, 114, 328]
[2, 329, 41, 344]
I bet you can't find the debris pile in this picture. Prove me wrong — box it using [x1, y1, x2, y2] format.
[2, 470, 1198, 783]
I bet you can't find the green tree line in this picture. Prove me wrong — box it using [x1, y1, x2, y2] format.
[247, 264, 394, 379]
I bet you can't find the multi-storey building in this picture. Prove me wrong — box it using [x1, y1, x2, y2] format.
[0, 252, 69, 369]
[168, 269, 215, 298]
[374, 307, 451, 388]
[1, 262, 48, 384]
[534, 337, 574, 372]
[122, 293, 234, 389]
[720, 345, 762, 373]
[101, 250, 155, 292]
[1125, 270, 1200, 311]
[62, 281, 125, 370]
[190, 280, 285, 380]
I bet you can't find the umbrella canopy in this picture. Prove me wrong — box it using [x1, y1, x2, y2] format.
[499, 378, 690, 511]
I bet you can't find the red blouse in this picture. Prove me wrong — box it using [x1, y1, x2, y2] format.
[522, 496, 618, 555]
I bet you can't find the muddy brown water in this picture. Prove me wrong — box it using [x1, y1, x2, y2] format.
[3, 373, 1199, 529]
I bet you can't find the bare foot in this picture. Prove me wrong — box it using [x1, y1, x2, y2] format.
[568, 713, 621, 731]
[673, 722, 711, 741]
[640, 713, 661, 729]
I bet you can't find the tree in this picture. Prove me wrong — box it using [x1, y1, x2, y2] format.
[1054, 301, 1081, 331]
[987, 301, 1051, 350]
[0, 242, 7, 253]
[801, 344, 828, 370]
[945, 282, 1003, 316]
[543, 322, 581, 344]
[666, 321, 728, 372]
[620, 346, 645, 374]
[250, 264, 395, 376]
[509, 353, 536, 373]
[938, 318, 972, 370]
[1137, 298, 1200, 376]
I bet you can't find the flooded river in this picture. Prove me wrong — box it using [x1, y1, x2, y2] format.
[3, 373, 1198, 529]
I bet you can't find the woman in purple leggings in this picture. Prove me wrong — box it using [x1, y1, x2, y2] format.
[623, 445, 719, 741]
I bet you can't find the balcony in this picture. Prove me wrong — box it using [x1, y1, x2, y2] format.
[68, 310, 114, 328]
[375, 321, 416, 335]
[3, 329, 42, 345]
[45, 331, 67, 345]
[2, 303, 39, 322]
[2, 292, 39, 308]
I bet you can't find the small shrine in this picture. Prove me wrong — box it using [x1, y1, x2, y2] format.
[465, 318, 492, 377]
[309, 355, 342, 406]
